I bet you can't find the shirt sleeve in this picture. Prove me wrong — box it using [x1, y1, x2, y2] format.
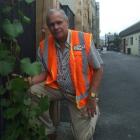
[88, 40, 103, 69]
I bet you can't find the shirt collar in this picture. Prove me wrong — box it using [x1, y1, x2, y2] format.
[55, 30, 71, 49]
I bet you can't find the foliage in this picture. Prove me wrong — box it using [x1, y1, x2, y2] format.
[113, 33, 121, 47]
[106, 33, 121, 51]
[0, 0, 49, 139]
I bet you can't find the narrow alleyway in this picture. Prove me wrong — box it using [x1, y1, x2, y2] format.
[58, 51, 140, 140]
[94, 51, 140, 140]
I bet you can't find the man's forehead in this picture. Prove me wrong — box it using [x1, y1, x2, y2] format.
[48, 11, 64, 19]
[47, 10, 68, 25]
[49, 16, 65, 24]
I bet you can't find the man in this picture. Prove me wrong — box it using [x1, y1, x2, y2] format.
[29, 9, 103, 140]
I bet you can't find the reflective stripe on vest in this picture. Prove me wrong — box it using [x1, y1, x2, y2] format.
[46, 36, 59, 89]
[39, 30, 93, 108]
[39, 38, 59, 89]
[69, 30, 93, 108]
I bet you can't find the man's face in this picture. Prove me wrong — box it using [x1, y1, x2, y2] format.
[47, 12, 68, 41]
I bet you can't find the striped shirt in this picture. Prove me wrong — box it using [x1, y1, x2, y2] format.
[55, 32, 75, 94]
[38, 30, 103, 95]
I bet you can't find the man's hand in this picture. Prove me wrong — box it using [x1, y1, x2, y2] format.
[86, 98, 97, 117]
[24, 77, 33, 86]
[81, 98, 97, 118]
[24, 72, 47, 86]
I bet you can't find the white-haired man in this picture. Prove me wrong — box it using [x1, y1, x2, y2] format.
[29, 9, 103, 140]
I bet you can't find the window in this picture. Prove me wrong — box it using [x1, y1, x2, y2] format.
[130, 37, 133, 45]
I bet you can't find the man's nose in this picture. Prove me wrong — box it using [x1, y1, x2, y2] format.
[54, 24, 59, 29]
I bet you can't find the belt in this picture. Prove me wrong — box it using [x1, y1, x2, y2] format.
[62, 90, 76, 103]
[65, 94, 76, 104]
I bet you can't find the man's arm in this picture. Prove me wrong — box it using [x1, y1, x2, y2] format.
[87, 40, 103, 94]
[28, 71, 47, 85]
[84, 66, 103, 117]
[85, 40, 103, 117]
[88, 66, 103, 95]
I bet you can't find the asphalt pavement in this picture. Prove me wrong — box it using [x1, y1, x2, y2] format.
[57, 51, 140, 140]
[94, 51, 140, 140]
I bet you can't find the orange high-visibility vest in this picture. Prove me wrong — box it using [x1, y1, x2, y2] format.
[39, 30, 94, 109]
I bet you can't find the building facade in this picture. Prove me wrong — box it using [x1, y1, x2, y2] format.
[119, 21, 140, 56]
[60, 0, 100, 47]
[59, 0, 76, 13]
[36, 0, 100, 48]
[94, 2, 100, 48]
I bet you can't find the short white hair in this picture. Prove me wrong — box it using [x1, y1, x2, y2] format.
[46, 9, 68, 25]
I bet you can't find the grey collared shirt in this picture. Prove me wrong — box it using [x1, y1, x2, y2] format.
[55, 32, 75, 94]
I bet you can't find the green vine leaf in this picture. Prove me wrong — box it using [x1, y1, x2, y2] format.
[2, 19, 24, 38]
[0, 50, 16, 64]
[0, 42, 7, 49]
[24, 98, 31, 106]
[1, 5, 12, 14]
[0, 49, 16, 75]
[22, 15, 31, 24]
[7, 78, 28, 92]
[0, 60, 15, 76]
[0, 86, 6, 95]
[20, 57, 30, 71]
[15, 44, 21, 55]
[18, 10, 31, 24]
[4, 108, 20, 119]
[28, 118, 39, 128]
[31, 105, 41, 116]
[30, 62, 42, 76]
[2, 121, 21, 140]
[20, 58, 42, 76]
[0, 99, 11, 107]
[38, 96, 49, 112]
[29, 110, 37, 118]
[0, 50, 11, 59]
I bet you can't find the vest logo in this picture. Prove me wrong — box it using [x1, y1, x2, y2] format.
[73, 45, 85, 51]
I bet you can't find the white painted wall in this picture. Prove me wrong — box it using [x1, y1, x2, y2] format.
[122, 32, 140, 56]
